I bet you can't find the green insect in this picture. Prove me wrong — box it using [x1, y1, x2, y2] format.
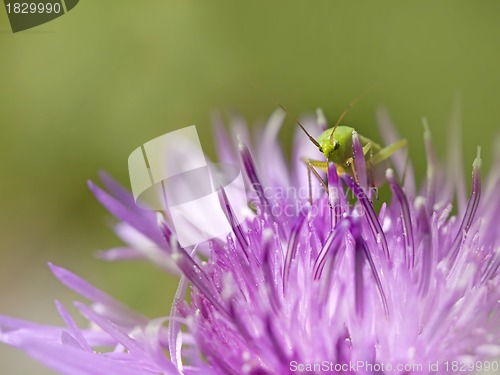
[283, 97, 407, 197]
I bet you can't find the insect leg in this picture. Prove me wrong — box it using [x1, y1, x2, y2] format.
[306, 162, 313, 205]
[362, 142, 377, 194]
[401, 143, 410, 186]
[352, 142, 372, 186]
[372, 138, 408, 165]
[362, 142, 372, 156]
[348, 137, 370, 179]
[368, 144, 375, 186]
[368, 147, 380, 200]
[346, 157, 359, 185]
[301, 158, 329, 204]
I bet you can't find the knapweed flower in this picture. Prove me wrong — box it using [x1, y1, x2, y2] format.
[1, 108, 499, 375]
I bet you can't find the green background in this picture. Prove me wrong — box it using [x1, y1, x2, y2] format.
[1, 1, 499, 373]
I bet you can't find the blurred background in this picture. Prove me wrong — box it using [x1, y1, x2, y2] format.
[1, 1, 499, 373]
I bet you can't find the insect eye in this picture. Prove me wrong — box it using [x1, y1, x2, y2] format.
[333, 141, 340, 150]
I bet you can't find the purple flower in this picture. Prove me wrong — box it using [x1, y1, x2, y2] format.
[1, 108, 499, 374]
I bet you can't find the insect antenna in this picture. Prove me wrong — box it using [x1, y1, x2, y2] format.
[279, 104, 321, 149]
[329, 85, 377, 145]
[247, 79, 322, 149]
